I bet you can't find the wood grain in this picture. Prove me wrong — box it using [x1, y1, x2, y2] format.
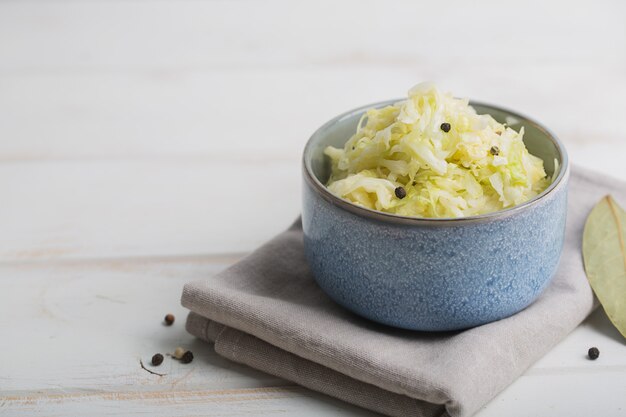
[0, 159, 300, 262]
[1, 0, 626, 415]
[0, 260, 381, 416]
[1, 0, 624, 72]
[0, 261, 625, 416]
[2, 386, 382, 416]
[0, 68, 625, 162]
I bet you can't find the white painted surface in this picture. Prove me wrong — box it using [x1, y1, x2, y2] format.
[0, 0, 625, 415]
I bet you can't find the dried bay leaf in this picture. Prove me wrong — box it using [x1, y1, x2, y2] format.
[583, 195, 626, 340]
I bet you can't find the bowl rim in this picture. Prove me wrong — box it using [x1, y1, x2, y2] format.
[303, 98, 570, 225]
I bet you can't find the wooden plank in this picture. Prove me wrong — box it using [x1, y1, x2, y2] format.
[480, 373, 626, 417]
[0, 261, 625, 416]
[0, 261, 277, 393]
[3, 373, 625, 416]
[1, 387, 384, 416]
[1, 144, 626, 263]
[0, 153, 625, 264]
[0, 69, 415, 161]
[0, 0, 623, 72]
[0, 259, 381, 416]
[0, 68, 625, 161]
[0, 158, 301, 262]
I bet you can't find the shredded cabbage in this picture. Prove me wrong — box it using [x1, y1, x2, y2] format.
[324, 83, 551, 218]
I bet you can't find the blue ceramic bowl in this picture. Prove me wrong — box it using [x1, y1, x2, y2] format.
[302, 100, 569, 331]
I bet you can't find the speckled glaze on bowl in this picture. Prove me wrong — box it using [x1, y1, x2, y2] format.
[302, 100, 569, 331]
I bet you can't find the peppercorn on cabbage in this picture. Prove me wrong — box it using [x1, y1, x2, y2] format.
[324, 83, 551, 218]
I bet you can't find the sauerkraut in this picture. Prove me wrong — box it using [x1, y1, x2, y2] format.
[324, 83, 551, 218]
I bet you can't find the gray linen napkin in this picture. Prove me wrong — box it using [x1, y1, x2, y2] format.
[181, 166, 625, 417]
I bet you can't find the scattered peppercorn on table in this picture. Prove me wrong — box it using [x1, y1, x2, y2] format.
[1, 1, 626, 416]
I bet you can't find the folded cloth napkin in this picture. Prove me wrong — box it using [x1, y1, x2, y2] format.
[181, 166, 625, 417]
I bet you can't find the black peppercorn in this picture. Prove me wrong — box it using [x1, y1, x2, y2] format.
[164, 314, 175, 326]
[394, 186, 407, 199]
[588, 347, 599, 360]
[490, 146, 500, 156]
[181, 350, 194, 364]
[151, 353, 164, 366]
[440, 122, 451, 133]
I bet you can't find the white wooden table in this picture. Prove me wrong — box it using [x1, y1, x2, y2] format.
[1, 1, 625, 415]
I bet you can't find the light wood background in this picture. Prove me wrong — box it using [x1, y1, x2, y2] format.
[1, 0, 625, 416]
